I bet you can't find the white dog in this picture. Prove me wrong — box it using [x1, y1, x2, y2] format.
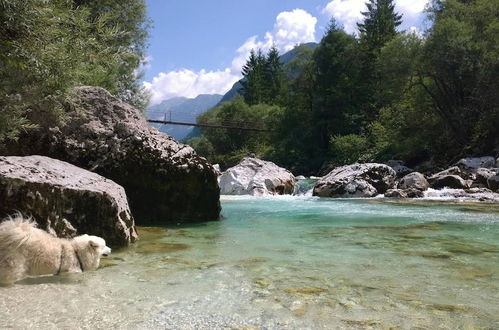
[0, 214, 111, 285]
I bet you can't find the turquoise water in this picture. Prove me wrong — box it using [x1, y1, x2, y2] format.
[1, 196, 499, 329]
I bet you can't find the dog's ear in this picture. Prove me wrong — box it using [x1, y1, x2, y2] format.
[89, 239, 99, 248]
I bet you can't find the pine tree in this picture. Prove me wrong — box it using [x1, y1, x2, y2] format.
[265, 45, 283, 104]
[357, 0, 402, 122]
[241, 48, 282, 105]
[357, 0, 402, 56]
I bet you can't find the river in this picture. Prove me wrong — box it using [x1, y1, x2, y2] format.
[1, 196, 499, 329]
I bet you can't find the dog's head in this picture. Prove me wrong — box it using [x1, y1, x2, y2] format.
[87, 235, 112, 257]
[73, 234, 111, 271]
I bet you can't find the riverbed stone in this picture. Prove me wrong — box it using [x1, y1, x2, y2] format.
[386, 160, 413, 177]
[398, 172, 429, 191]
[431, 166, 462, 177]
[385, 188, 424, 198]
[0, 155, 136, 246]
[488, 175, 499, 192]
[313, 163, 396, 198]
[474, 168, 497, 186]
[428, 166, 470, 189]
[456, 156, 495, 170]
[2, 86, 220, 224]
[430, 175, 469, 189]
[219, 157, 295, 195]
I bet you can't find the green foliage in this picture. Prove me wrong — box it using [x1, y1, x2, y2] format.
[193, 0, 499, 174]
[188, 97, 282, 168]
[0, 0, 149, 145]
[184, 136, 215, 160]
[358, 0, 402, 56]
[330, 134, 371, 165]
[312, 22, 363, 147]
[240, 47, 284, 106]
[418, 0, 499, 149]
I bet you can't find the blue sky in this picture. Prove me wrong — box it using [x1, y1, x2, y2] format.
[143, 0, 429, 105]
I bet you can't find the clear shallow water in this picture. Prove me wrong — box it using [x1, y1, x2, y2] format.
[1, 197, 499, 329]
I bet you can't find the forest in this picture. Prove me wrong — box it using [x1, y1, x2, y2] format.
[1, 0, 498, 175]
[187, 0, 499, 174]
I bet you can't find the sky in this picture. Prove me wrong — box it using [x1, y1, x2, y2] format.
[143, 0, 430, 105]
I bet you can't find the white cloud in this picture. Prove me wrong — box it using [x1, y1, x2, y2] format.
[273, 9, 318, 52]
[231, 9, 317, 73]
[323, 0, 429, 34]
[145, 9, 318, 105]
[324, 0, 366, 34]
[144, 69, 240, 105]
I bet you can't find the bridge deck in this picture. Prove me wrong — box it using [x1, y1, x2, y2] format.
[147, 119, 269, 132]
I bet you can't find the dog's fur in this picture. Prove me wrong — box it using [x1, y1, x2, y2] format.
[0, 214, 111, 285]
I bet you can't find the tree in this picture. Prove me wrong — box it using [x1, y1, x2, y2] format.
[241, 49, 266, 105]
[192, 97, 281, 168]
[417, 0, 499, 151]
[357, 0, 402, 56]
[312, 21, 363, 149]
[265, 45, 284, 104]
[0, 0, 149, 145]
[356, 0, 403, 123]
[240, 47, 284, 106]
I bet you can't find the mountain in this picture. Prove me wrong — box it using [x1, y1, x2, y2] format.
[146, 94, 222, 141]
[217, 42, 319, 106]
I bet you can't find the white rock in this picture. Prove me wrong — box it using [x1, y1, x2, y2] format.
[313, 163, 396, 198]
[219, 158, 295, 196]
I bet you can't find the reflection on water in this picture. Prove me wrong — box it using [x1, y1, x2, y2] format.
[1, 196, 499, 329]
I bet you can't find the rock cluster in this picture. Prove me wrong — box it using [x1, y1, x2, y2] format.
[0, 156, 136, 247]
[219, 158, 295, 196]
[313, 163, 396, 197]
[3, 86, 221, 224]
[311, 157, 499, 200]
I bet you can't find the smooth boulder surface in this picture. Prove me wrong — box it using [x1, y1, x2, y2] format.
[0, 156, 136, 247]
[313, 163, 396, 198]
[430, 175, 469, 189]
[428, 167, 469, 189]
[219, 158, 295, 196]
[3, 87, 220, 224]
[398, 172, 429, 191]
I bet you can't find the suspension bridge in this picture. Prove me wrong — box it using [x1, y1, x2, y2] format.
[146, 111, 269, 132]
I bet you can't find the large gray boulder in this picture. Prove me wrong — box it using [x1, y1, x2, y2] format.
[0, 156, 136, 247]
[313, 163, 396, 198]
[398, 172, 429, 191]
[430, 175, 469, 189]
[428, 167, 470, 189]
[456, 156, 495, 171]
[219, 158, 295, 195]
[3, 87, 220, 224]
